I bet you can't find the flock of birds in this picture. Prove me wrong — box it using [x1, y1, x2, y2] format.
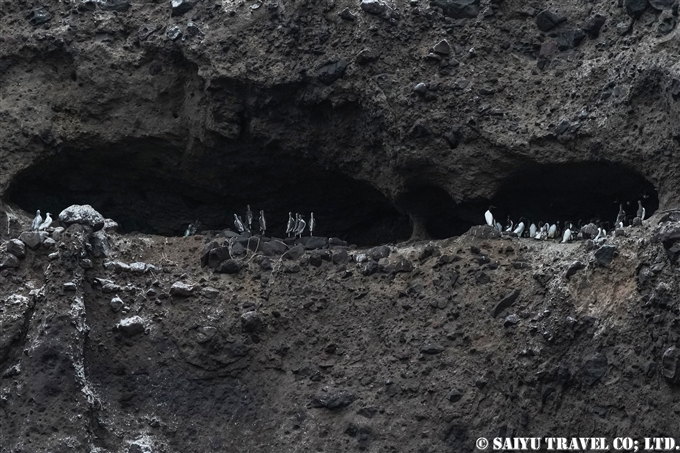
[30, 210, 53, 231]
[483, 200, 647, 245]
[185, 205, 317, 238]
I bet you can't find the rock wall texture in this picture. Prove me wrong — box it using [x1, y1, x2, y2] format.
[3, 0, 680, 451]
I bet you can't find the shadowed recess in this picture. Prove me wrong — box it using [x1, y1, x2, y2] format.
[481, 162, 658, 227]
[6, 140, 411, 246]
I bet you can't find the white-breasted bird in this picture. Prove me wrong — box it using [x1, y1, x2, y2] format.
[38, 213, 52, 231]
[637, 200, 646, 221]
[286, 212, 294, 237]
[548, 222, 557, 239]
[31, 210, 42, 231]
[513, 217, 526, 237]
[561, 221, 572, 243]
[293, 213, 300, 235]
[296, 215, 306, 238]
[258, 210, 266, 235]
[484, 206, 495, 228]
[309, 212, 315, 236]
[505, 216, 514, 233]
[246, 205, 253, 231]
[234, 214, 245, 234]
[616, 204, 625, 228]
[529, 222, 537, 239]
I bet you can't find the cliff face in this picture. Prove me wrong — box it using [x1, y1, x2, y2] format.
[2, 0, 680, 451]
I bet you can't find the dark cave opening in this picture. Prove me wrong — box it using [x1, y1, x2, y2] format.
[395, 162, 658, 239]
[478, 162, 658, 229]
[6, 141, 411, 246]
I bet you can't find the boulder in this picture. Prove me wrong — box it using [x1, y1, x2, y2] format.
[19, 231, 41, 250]
[535, 9, 567, 31]
[624, 0, 649, 18]
[114, 316, 146, 337]
[311, 391, 356, 409]
[662, 346, 680, 384]
[171, 0, 198, 16]
[262, 240, 287, 256]
[492, 289, 520, 317]
[58, 205, 105, 231]
[369, 245, 391, 261]
[360, 0, 387, 15]
[26, 7, 52, 26]
[215, 259, 242, 274]
[6, 239, 25, 258]
[170, 281, 196, 297]
[241, 311, 262, 332]
[430, 0, 479, 18]
[582, 353, 608, 386]
[594, 245, 617, 267]
[0, 253, 19, 270]
[583, 14, 607, 38]
[557, 29, 586, 50]
[317, 60, 349, 86]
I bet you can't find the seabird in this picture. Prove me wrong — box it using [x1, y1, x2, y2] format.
[234, 214, 246, 234]
[184, 224, 192, 237]
[548, 222, 557, 239]
[495, 221, 503, 233]
[637, 200, 646, 221]
[484, 206, 495, 228]
[529, 222, 537, 239]
[286, 212, 294, 237]
[513, 217, 526, 237]
[246, 205, 253, 231]
[616, 204, 625, 229]
[296, 215, 306, 238]
[293, 213, 300, 236]
[561, 221, 572, 243]
[38, 213, 52, 231]
[31, 210, 42, 231]
[258, 210, 266, 235]
[505, 216, 514, 233]
[309, 212, 315, 236]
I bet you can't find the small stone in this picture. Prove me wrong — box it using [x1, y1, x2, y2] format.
[650, 0, 675, 9]
[360, 0, 388, 15]
[475, 271, 490, 284]
[170, 281, 196, 297]
[286, 244, 306, 260]
[433, 39, 452, 55]
[186, 22, 202, 37]
[42, 238, 56, 249]
[97, 0, 131, 11]
[446, 388, 463, 402]
[19, 231, 42, 250]
[535, 9, 567, 32]
[557, 29, 586, 50]
[283, 263, 301, 273]
[582, 353, 608, 386]
[413, 82, 428, 95]
[115, 316, 146, 337]
[203, 287, 219, 299]
[624, 0, 649, 18]
[103, 219, 118, 233]
[52, 227, 65, 241]
[130, 262, 155, 274]
[91, 230, 110, 258]
[658, 10, 676, 34]
[616, 18, 634, 35]
[63, 282, 77, 291]
[421, 342, 445, 354]
[305, 236, 327, 250]
[429, 0, 480, 19]
[215, 259, 242, 274]
[311, 391, 356, 409]
[392, 258, 414, 274]
[361, 261, 379, 276]
[329, 237, 348, 246]
[167, 25, 182, 40]
[6, 239, 25, 258]
[317, 60, 349, 86]
[492, 289, 520, 317]
[339, 7, 356, 20]
[662, 346, 680, 384]
[583, 14, 607, 38]
[369, 245, 391, 260]
[110, 295, 124, 312]
[241, 311, 261, 332]
[0, 253, 19, 270]
[58, 205, 105, 231]
[333, 250, 350, 265]
[356, 48, 379, 64]
[594, 245, 617, 267]
[26, 7, 52, 26]
[171, 0, 198, 16]
[503, 314, 521, 327]
[565, 261, 585, 279]
[262, 240, 287, 256]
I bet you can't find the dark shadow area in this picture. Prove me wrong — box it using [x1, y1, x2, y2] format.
[484, 162, 658, 227]
[395, 184, 474, 239]
[6, 140, 410, 246]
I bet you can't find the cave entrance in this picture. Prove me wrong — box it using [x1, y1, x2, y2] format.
[486, 162, 658, 228]
[5, 140, 411, 246]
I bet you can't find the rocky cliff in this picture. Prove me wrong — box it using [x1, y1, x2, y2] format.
[2, 0, 680, 451]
